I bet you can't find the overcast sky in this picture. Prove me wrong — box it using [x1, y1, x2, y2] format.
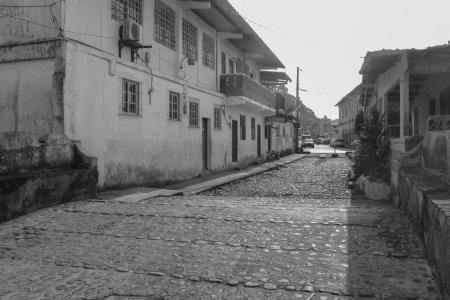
[228, 0, 450, 120]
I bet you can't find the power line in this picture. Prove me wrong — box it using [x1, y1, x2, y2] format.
[210, 0, 319, 49]
[0, 1, 60, 8]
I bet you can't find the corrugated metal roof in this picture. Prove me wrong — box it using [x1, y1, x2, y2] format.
[335, 84, 362, 107]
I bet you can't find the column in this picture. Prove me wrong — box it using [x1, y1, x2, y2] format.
[400, 71, 410, 138]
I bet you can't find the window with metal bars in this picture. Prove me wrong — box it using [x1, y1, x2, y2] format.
[169, 91, 180, 120]
[240, 115, 246, 140]
[276, 125, 280, 137]
[154, 0, 176, 50]
[189, 102, 199, 127]
[182, 18, 198, 57]
[121, 79, 140, 116]
[112, 0, 143, 25]
[251, 118, 256, 140]
[214, 107, 221, 129]
[202, 33, 215, 69]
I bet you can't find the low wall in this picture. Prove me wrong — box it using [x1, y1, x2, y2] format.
[397, 140, 450, 298]
[0, 132, 97, 222]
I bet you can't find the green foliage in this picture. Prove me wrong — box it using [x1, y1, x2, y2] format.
[352, 111, 390, 182]
[354, 109, 365, 136]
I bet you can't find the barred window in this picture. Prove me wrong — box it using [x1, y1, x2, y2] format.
[240, 115, 246, 140]
[189, 102, 199, 127]
[169, 91, 180, 120]
[112, 0, 143, 25]
[122, 79, 140, 116]
[251, 117, 256, 140]
[276, 125, 280, 137]
[214, 107, 221, 129]
[182, 19, 198, 57]
[154, 0, 176, 50]
[202, 33, 215, 69]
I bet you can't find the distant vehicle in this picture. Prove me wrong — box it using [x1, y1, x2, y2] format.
[316, 138, 324, 144]
[331, 138, 345, 148]
[322, 138, 330, 145]
[300, 135, 314, 148]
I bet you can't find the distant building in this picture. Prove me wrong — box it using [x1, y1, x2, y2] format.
[335, 84, 362, 146]
[330, 119, 340, 140]
[319, 116, 331, 138]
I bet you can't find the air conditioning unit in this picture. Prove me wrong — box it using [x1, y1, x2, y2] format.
[122, 20, 142, 45]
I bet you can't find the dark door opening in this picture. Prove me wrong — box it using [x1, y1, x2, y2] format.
[257, 124, 261, 157]
[202, 118, 209, 170]
[232, 120, 238, 162]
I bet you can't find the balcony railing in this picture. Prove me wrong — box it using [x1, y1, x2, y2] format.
[428, 115, 450, 131]
[220, 74, 278, 109]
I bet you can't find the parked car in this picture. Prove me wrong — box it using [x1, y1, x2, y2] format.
[300, 135, 315, 148]
[322, 138, 330, 145]
[330, 138, 345, 148]
[316, 137, 324, 144]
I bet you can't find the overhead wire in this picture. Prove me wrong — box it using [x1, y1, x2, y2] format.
[0, 2, 324, 95]
[0, 1, 60, 8]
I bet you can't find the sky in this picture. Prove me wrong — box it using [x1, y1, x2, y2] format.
[228, 0, 450, 120]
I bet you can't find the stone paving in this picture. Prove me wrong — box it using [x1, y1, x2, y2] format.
[0, 157, 442, 299]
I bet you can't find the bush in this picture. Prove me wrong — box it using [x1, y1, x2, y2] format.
[352, 111, 390, 182]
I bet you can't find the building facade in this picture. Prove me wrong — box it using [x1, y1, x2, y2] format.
[0, 0, 294, 188]
[335, 84, 362, 147]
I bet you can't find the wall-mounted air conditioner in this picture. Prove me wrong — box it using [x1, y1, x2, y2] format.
[121, 20, 143, 45]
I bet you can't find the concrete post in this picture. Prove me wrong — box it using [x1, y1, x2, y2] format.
[400, 71, 410, 138]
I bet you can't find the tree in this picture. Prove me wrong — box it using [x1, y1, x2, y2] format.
[354, 109, 365, 137]
[352, 111, 390, 182]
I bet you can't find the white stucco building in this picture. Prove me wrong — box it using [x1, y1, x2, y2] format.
[335, 84, 362, 147]
[359, 44, 450, 188]
[0, 0, 295, 188]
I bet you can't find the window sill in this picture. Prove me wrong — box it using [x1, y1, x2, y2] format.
[119, 113, 142, 117]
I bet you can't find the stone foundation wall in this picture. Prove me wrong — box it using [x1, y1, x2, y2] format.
[397, 141, 450, 298]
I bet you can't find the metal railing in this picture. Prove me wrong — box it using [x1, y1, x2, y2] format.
[427, 115, 450, 131]
[220, 74, 278, 109]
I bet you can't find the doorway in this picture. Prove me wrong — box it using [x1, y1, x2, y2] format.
[257, 125, 261, 157]
[202, 118, 209, 170]
[232, 120, 238, 162]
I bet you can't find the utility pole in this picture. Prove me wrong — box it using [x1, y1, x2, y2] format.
[295, 67, 301, 153]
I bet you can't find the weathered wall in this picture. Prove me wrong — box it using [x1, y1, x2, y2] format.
[398, 167, 450, 299]
[0, 57, 55, 137]
[63, 0, 218, 91]
[422, 131, 450, 182]
[0, 0, 62, 45]
[63, 42, 229, 188]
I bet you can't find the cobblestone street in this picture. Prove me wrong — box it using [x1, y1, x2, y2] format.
[0, 157, 442, 299]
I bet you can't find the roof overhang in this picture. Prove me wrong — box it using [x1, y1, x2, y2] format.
[185, 0, 285, 69]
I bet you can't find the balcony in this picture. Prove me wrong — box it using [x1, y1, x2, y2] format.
[220, 74, 280, 111]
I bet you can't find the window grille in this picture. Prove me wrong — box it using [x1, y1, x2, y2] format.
[112, 0, 143, 25]
[240, 115, 246, 140]
[189, 102, 199, 127]
[122, 79, 140, 116]
[251, 118, 256, 140]
[276, 125, 280, 137]
[154, 0, 175, 50]
[202, 33, 215, 69]
[214, 107, 221, 129]
[182, 19, 198, 57]
[169, 91, 180, 120]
